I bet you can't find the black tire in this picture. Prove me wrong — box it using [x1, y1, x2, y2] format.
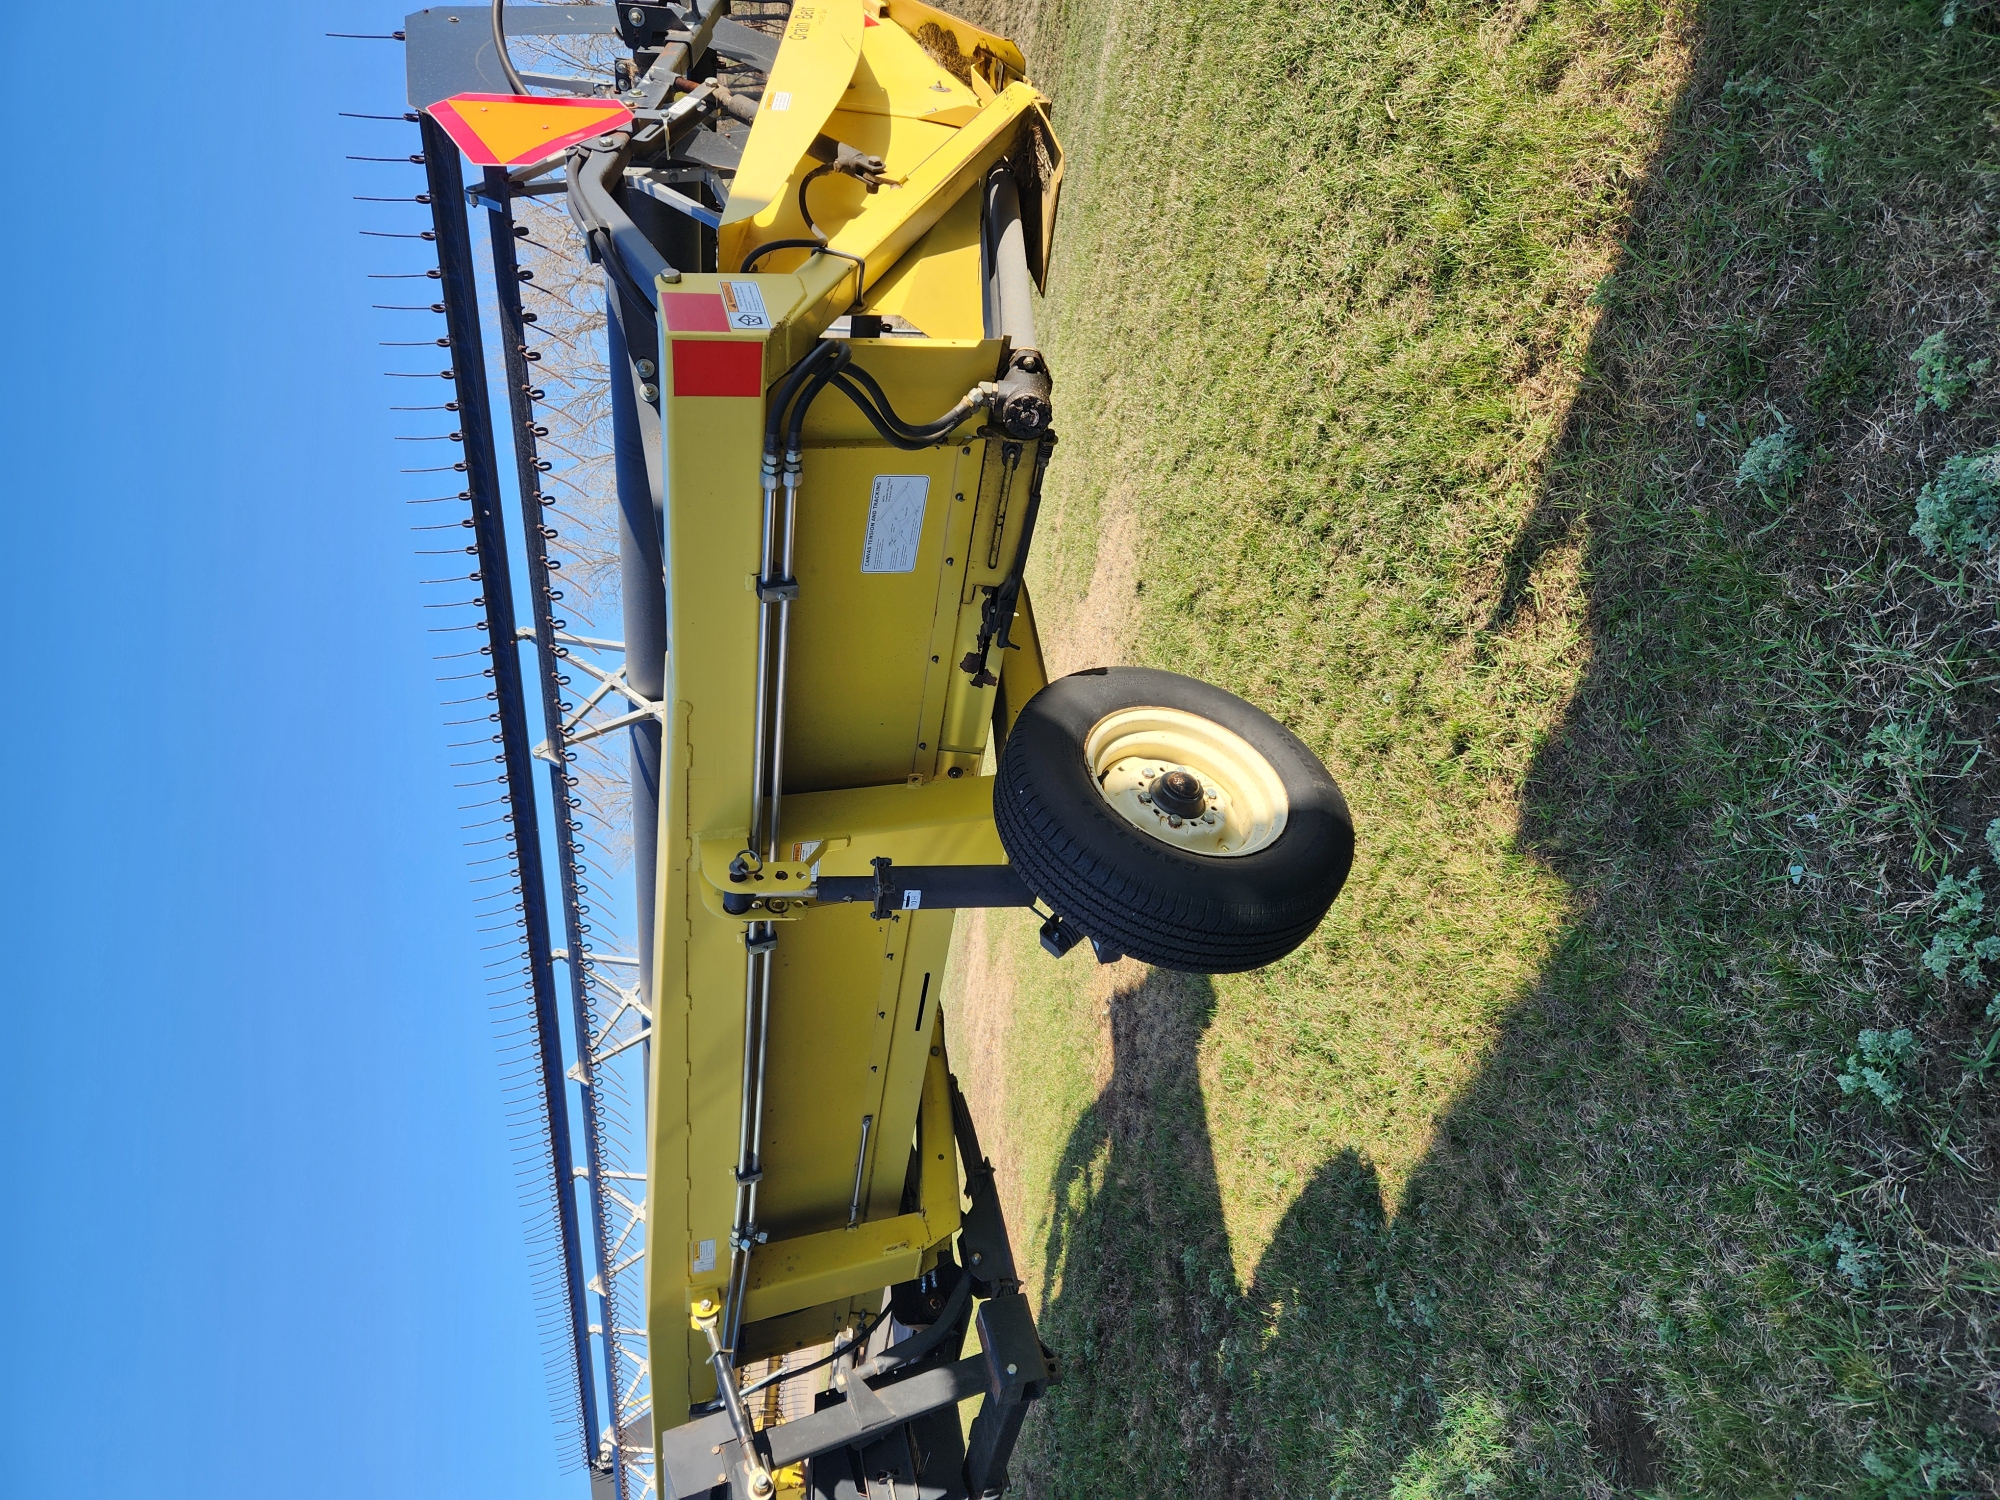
[993, 667, 1353, 973]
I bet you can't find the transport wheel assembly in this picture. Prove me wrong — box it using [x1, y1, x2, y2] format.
[995, 667, 1354, 972]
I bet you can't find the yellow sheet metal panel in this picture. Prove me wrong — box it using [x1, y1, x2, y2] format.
[744, 1211, 932, 1324]
[750, 906, 907, 1240]
[841, 12, 983, 125]
[820, 83, 1039, 291]
[993, 584, 1049, 746]
[743, 1025, 960, 1327]
[781, 774, 1007, 870]
[739, 1296, 876, 1365]
[882, 0, 1028, 83]
[917, 1013, 960, 1228]
[779, 441, 977, 793]
[725, 5, 986, 267]
[720, 0, 866, 233]
[861, 183, 985, 341]
[855, 909, 958, 1220]
[642, 6, 1064, 1437]
[727, 80, 1041, 289]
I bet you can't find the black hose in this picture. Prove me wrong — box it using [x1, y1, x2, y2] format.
[785, 343, 853, 453]
[830, 374, 979, 450]
[798, 163, 839, 242]
[735, 1309, 891, 1400]
[568, 137, 676, 320]
[490, 0, 530, 94]
[835, 361, 976, 441]
[738, 239, 867, 310]
[856, 1272, 973, 1378]
[765, 340, 839, 457]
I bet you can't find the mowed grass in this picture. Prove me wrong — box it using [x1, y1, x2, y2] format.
[946, 0, 2000, 1494]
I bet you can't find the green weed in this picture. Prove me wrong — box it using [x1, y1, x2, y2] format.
[1919, 868, 2000, 984]
[1735, 418, 1807, 496]
[1837, 1028, 1916, 1111]
[1386, 1390, 1510, 1499]
[1860, 1426, 1971, 1498]
[1809, 1223, 1883, 1289]
[1909, 447, 2000, 560]
[1911, 331, 1988, 414]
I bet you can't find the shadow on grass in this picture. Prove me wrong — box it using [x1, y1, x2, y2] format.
[1018, 2, 1999, 1495]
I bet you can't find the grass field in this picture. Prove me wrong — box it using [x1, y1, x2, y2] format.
[944, 0, 2000, 1493]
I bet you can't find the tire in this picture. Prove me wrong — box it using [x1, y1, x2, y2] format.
[993, 667, 1353, 973]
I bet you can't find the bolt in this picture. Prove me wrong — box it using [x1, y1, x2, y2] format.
[971, 1251, 983, 1265]
[628, 6, 646, 21]
[636, 359, 656, 377]
[1006, 1363, 1018, 1375]
[641, 382, 660, 402]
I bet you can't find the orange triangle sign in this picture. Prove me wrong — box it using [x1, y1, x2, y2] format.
[426, 93, 636, 169]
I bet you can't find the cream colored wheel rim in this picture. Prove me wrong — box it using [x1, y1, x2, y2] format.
[1084, 706, 1289, 858]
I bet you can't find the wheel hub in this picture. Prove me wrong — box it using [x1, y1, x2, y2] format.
[1084, 706, 1289, 858]
[1147, 767, 1209, 819]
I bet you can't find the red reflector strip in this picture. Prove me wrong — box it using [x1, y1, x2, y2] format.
[672, 340, 764, 398]
[663, 293, 730, 333]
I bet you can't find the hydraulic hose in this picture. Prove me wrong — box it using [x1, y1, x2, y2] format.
[490, 0, 530, 94]
[830, 374, 983, 449]
[854, 1272, 973, 1378]
[834, 361, 982, 442]
[568, 134, 676, 316]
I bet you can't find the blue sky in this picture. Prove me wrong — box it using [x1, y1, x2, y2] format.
[0, 7, 584, 1496]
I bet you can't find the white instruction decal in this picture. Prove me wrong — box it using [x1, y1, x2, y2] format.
[901, 888, 922, 910]
[769, 91, 792, 112]
[720, 280, 770, 331]
[861, 475, 928, 574]
[693, 1238, 716, 1274]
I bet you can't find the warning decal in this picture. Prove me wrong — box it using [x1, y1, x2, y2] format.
[861, 476, 928, 574]
[719, 281, 771, 331]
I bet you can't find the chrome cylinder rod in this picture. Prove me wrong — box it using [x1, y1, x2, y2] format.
[746, 459, 781, 857]
[764, 451, 804, 861]
[846, 1113, 875, 1229]
[723, 928, 774, 1347]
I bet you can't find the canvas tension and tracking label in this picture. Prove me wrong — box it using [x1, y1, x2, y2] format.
[719, 281, 771, 331]
[861, 476, 929, 573]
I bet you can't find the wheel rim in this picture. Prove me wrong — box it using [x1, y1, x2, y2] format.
[1083, 706, 1289, 858]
